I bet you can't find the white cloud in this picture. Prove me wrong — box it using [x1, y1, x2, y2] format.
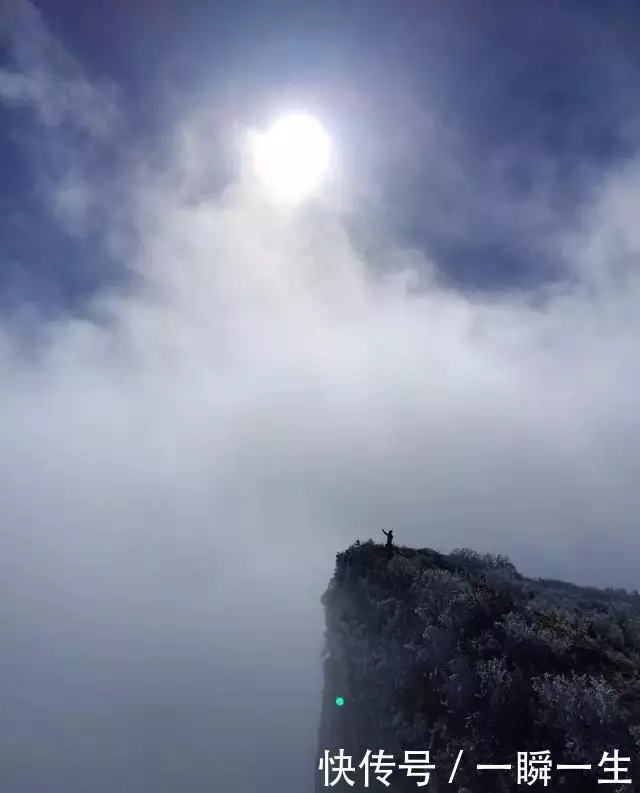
[1, 0, 121, 242]
[3, 2, 640, 791]
[0, 0, 119, 136]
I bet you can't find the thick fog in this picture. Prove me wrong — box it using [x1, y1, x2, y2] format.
[2, 1, 640, 791]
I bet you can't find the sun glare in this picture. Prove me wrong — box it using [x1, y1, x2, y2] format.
[250, 112, 332, 204]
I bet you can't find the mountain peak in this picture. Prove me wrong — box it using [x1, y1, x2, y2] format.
[317, 540, 640, 791]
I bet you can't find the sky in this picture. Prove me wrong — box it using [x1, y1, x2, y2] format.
[2, 0, 640, 790]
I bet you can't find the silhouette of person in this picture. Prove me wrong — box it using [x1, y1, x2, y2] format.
[382, 529, 394, 553]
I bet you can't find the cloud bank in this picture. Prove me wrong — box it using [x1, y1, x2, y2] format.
[2, 2, 640, 791]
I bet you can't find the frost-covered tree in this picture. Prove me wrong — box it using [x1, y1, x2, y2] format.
[318, 541, 640, 793]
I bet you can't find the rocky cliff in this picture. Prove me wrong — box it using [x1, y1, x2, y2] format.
[316, 540, 640, 792]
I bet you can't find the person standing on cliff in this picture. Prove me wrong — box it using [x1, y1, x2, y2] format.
[382, 529, 394, 557]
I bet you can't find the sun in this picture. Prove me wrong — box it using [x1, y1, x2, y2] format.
[250, 112, 332, 204]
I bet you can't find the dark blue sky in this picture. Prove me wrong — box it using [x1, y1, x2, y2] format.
[3, 0, 640, 312]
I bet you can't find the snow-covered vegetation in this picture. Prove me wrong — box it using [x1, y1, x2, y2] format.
[318, 541, 640, 791]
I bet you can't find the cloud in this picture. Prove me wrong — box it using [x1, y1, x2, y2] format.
[3, 2, 640, 792]
[0, 0, 122, 243]
[0, 0, 119, 136]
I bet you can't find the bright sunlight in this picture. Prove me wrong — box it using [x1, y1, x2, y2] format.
[250, 112, 332, 204]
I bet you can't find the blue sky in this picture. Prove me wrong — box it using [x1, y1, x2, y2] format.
[3, 1, 640, 792]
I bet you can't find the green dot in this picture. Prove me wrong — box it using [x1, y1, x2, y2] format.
[335, 696, 344, 707]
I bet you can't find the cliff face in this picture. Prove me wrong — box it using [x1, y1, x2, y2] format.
[317, 541, 640, 792]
